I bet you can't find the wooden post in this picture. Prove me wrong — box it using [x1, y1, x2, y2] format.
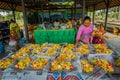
[82, 0, 85, 21]
[105, 5, 109, 29]
[74, 0, 76, 19]
[11, 2, 16, 21]
[49, 9, 51, 22]
[41, 4, 44, 22]
[21, 0, 29, 42]
[92, 5, 95, 24]
[104, 0, 111, 29]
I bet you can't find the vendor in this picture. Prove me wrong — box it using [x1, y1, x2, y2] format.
[10, 19, 21, 40]
[75, 16, 93, 46]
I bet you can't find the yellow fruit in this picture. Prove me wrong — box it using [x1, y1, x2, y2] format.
[91, 59, 114, 72]
[51, 60, 74, 71]
[31, 58, 48, 70]
[15, 57, 31, 70]
[57, 53, 76, 61]
[116, 58, 120, 67]
[81, 60, 94, 73]
[0, 59, 14, 69]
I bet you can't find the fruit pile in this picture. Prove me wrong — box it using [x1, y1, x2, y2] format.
[32, 47, 44, 53]
[12, 52, 28, 59]
[57, 53, 77, 61]
[91, 59, 114, 72]
[19, 47, 30, 53]
[15, 57, 31, 70]
[76, 48, 90, 54]
[81, 60, 94, 73]
[65, 44, 74, 49]
[94, 44, 107, 49]
[31, 58, 48, 70]
[95, 48, 113, 54]
[116, 57, 120, 67]
[51, 60, 74, 71]
[61, 47, 73, 53]
[0, 59, 14, 69]
[79, 44, 89, 49]
[50, 44, 61, 49]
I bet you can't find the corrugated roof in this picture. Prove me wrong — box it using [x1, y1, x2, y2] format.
[0, 0, 120, 12]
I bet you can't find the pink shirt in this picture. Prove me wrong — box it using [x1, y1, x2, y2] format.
[76, 24, 93, 44]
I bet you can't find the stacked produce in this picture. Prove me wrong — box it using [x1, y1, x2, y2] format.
[51, 60, 74, 71]
[57, 53, 77, 61]
[91, 59, 114, 72]
[94, 44, 113, 54]
[0, 43, 117, 74]
[15, 57, 31, 70]
[81, 60, 94, 73]
[31, 58, 48, 70]
[0, 59, 14, 69]
[76, 44, 90, 54]
[116, 57, 120, 67]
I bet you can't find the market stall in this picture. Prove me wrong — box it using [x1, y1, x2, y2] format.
[0, 42, 120, 80]
[34, 29, 76, 44]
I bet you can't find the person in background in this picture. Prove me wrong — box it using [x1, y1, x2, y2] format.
[41, 20, 46, 30]
[92, 23, 106, 44]
[10, 19, 21, 40]
[54, 19, 60, 30]
[75, 16, 93, 46]
[67, 19, 73, 29]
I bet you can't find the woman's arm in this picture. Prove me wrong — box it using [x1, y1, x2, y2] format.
[75, 25, 83, 46]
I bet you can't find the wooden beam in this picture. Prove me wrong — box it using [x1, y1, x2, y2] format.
[82, 0, 85, 21]
[21, 0, 29, 42]
[92, 4, 96, 24]
[104, 0, 112, 29]
[74, 0, 76, 19]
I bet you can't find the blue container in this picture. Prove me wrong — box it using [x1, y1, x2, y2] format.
[19, 38, 26, 44]
[0, 42, 3, 47]
[0, 47, 5, 54]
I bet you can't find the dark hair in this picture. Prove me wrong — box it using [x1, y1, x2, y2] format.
[83, 16, 91, 22]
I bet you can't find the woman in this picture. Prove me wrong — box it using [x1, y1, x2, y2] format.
[92, 24, 106, 44]
[75, 16, 93, 46]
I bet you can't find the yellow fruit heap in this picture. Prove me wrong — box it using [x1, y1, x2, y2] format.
[50, 44, 61, 49]
[31, 58, 48, 70]
[32, 47, 43, 53]
[27, 44, 40, 49]
[19, 47, 30, 53]
[12, 52, 28, 59]
[0, 59, 14, 69]
[94, 44, 107, 49]
[57, 53, 76, 61]
[81, 60, 94, 73]
[116, 58, 120, 67]
[95, 48, 113, 54]
[61, 47, 72, 53]
[15, 57, 31, 70]
[79, 44, 89, 49]
[45, 48, 57, 56]
[65, 44, 75, 49]
[40, 43, 48, 48]
[91, 59, 114, 72]
[51, 60, 74, 71]
[76, 48, 90, 54]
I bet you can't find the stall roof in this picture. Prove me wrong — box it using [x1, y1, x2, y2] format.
[0, 0, 120, 12]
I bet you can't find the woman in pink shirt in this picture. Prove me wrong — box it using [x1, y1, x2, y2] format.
[75, 16, 93, 46]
